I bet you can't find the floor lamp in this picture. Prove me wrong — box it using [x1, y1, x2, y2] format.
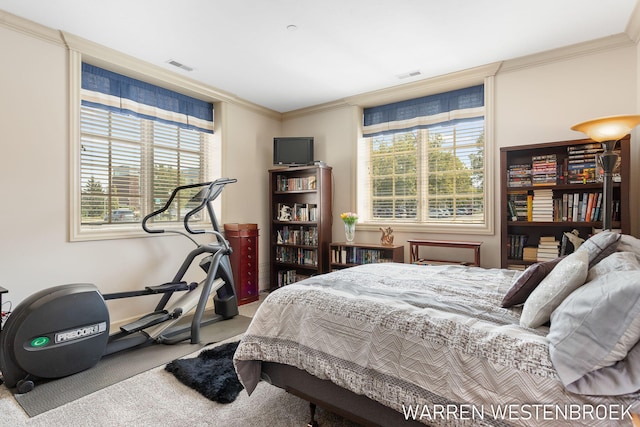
[571, 115, 640, 231]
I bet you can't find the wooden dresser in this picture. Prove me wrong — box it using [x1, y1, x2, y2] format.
[224, 223, 259, 305]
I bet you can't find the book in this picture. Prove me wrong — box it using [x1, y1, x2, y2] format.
[522, 246, 538, 262]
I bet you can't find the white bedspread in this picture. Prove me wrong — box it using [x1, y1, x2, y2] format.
[234, 263, 640, 426]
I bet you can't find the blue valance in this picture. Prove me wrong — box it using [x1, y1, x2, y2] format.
[363, 84, 484, 137]
[81, 63, 214, 134]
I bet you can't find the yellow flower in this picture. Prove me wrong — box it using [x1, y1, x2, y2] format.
[340, 212, 358, 225]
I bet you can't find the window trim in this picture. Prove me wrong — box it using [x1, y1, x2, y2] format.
[350, 65, 497, 236]
[67, 47, 222, 241]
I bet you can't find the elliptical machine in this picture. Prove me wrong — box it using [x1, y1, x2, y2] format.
[0, 178, 239, 393]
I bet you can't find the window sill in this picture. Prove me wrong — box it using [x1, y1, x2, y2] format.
[70, 222, 210, 242]
[356, 221, 494, 236]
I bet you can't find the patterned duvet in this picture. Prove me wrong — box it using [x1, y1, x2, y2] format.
[233, 263, 640, 426]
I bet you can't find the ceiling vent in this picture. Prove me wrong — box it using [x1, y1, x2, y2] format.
[166, 59, 194, 72]
[397, 70, 422, 79]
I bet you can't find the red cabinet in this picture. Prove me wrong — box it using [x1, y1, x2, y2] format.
[224, 223, 259, 305]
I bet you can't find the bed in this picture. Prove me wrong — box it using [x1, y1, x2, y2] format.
[234, 232, 640, 426]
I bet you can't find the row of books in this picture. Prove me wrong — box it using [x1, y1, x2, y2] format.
[274, 246, 318, 266]
[276, 203, 318, 222]
[507, 190, 620, 223]
[506, 143, 623, 187]
[531, 154, 557, 186]
[507, 234, 574, 262]
[531, 188, 553, 222]
[560, 192, 602, 222]
[331, 247, 395, 265]
[275, 175, 317, 191]
[536, 236, 560, 262]
[566, 143, 602, 184]
[275, 269, 310, 287]
[507, 234, 528, 260]
[275, 225, 318, 246]
[508, 164, 532, 187]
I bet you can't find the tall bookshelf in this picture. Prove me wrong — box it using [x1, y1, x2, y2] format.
[269, 165, 332, 289]
[500, 136, 630, 269]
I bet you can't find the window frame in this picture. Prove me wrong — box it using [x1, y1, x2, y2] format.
[68, 49, 222, 242]
[351, 69, 497, 236]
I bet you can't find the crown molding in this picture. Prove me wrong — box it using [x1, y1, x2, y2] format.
[282, 99, 352, 120]
[625, 0, 640, 43]
[0, 9, 62, 46]
[282, 62, 502, 119]
[344, 62, 501, 109]
[500, 33, 634, 74]
[0, 9, 281, 120]
[62, 32, 282, 120]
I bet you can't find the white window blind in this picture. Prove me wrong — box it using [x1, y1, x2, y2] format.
[80, 105, 212, 226]
[358, 85, 486, 226]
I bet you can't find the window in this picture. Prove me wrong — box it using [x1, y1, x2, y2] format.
[74, 63, 218, 239]
[358, 85, 486, 228]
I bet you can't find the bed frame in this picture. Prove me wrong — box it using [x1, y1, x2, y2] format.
[262, 362, 424, 427]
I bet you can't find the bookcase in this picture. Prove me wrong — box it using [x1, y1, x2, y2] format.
[269, 165, 332, 289]
[330, 242, 404, 270]
[500, 136, 630, 269]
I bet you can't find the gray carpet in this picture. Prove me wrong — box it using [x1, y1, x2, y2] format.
[1, 335, 360, 427]
[13, 314, 252, 417]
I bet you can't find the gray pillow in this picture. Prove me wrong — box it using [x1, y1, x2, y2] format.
[586, 251, 640, 283]
[519, 250, 588, 328]
[576, 231, 621, 267]
[548, 270, 640, 395]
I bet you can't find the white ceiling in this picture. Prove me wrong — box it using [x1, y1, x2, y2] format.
[1, 0, 638, 112]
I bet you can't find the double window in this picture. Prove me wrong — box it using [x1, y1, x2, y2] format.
[74, 63, 218, 239]
[358, 85, 487, 228]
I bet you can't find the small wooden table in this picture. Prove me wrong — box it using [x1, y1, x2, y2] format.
[408, 239, 482, 266]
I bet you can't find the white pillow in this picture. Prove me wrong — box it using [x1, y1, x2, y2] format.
[617, 234, 640, 256]
[520, 250, 588, 328]
[586, 251, 640, 283]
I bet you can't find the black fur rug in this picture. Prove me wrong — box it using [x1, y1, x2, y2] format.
[165, 341, 243, 403]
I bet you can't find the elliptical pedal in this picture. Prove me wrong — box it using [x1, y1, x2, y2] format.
[145, 281, 195, 293]
[119, 310, 178, 334]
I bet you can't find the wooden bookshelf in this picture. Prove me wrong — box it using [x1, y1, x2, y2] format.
[330, 242, 404, 270]
[269, 165, 332, 289]
[500, 137, 630, 269]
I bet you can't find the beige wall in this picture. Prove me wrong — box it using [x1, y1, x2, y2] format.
[281, 104, 359, 239]
[0, 20, 281, 322]
[283, 40, 639, 268]
[2, 12, 640, 321]
[219, 102, 282, 287]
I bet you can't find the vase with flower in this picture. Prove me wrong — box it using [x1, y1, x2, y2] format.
[340, 212, 358, 242]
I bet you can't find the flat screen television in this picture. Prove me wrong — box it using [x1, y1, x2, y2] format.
[273, 137, 314, 166]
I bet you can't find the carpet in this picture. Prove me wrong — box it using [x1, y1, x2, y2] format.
[165, 340, 243, 403]
[13, 314, 252, 417]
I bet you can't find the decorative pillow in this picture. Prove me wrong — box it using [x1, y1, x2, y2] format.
[576, 231, 621, 267]
[501, 256, 565, 308]
[519, 250, 588, 328]
[548, 271, 640, 395]
[586, 251, 640, 283]
[617, 234, 640, 256]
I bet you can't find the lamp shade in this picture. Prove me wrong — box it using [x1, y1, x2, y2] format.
[571, 114, 640, 142]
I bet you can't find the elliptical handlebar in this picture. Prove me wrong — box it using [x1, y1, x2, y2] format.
[142, 178, 237, 235]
